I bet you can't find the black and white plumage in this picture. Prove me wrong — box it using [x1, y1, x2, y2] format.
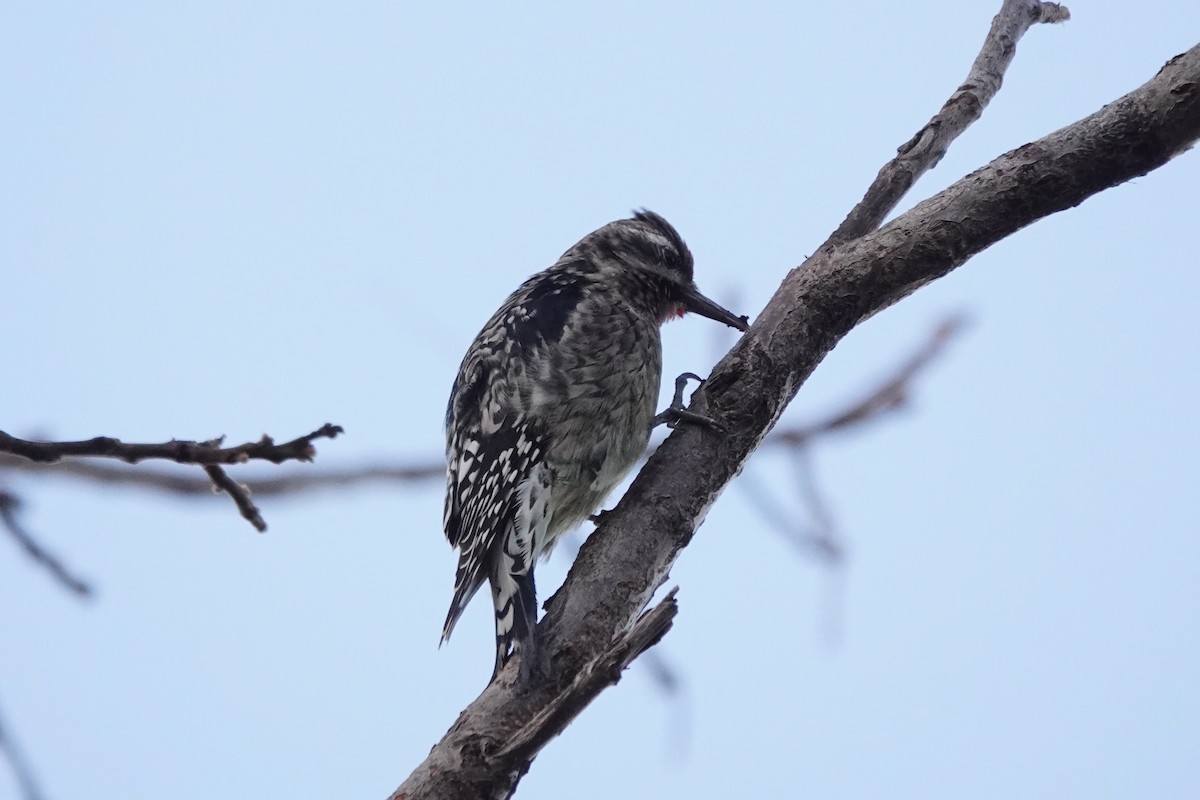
[441, 210, 749, 684]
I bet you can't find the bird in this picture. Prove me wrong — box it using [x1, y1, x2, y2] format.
[441, 209, 749, 685]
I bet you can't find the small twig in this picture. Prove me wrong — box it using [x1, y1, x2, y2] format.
[0, 489, 92, 597]
[203, 466, 267, 532]
[826, 0, 1070, 248]
[555, 531, 684, 698]
[495, 589, 679, 764]
[0, 698, 48, 800]
[736, 472, 843, 562]
[776, 315, 968, 446]
[0, 423, 344, 466]
[737, 314, 963, 561]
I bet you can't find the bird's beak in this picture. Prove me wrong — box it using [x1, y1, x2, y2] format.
[683, 287, 751, 332]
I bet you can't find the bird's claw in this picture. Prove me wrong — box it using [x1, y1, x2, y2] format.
[653, 372, 727, 433]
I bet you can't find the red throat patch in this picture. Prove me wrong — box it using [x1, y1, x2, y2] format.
[660, 304, 687, 323]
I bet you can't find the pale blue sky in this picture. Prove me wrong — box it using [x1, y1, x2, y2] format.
[2, 3, 1197, 799]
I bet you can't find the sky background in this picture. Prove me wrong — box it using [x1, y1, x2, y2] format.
[2, 2, 1197, 799]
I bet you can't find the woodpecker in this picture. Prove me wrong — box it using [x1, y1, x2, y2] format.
[441, 210, 749, 684]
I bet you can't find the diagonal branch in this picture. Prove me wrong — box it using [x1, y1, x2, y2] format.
[776, 314, 968, 446]
[203, 465, 267, 532]
[496, 590, 679, 765]
[828, 0, 1070, 247]
[0, 699, 46, 800]
[0, 490, 93, 597]
[393, 40, 1200, 800]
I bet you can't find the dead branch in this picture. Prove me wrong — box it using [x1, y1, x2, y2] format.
[0, 698, 46, 800]
[0, 423, 344, 532]
[202, 465, 267, 532]
[393, 26, 1200, 800]
[0, 490, 92, 597]
[0, 423, 343, 466]
[496, 590, 679, 765]
[0, 457, 439, 498]
[828, 1, 1070, 246]
[776, 314, 967, 446]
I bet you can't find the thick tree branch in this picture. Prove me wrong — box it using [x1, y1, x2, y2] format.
[0, 424, 344, 466]
[394, 42, 1200, 800]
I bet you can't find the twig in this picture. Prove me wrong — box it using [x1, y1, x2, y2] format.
[777, 314, 968, 446]
[0, 423, 343, 531]
[0, 457, 439, 497]
[736, 472, 842, 561]
[495, 589, 679, 763]
[0, 698, 47, 800]
[0, 490, 92, 597]
[826, 0, 1070, 248]
[0, 423, 344, 466]
[203, 466, 266, 533]
[556, 531, 684, 697]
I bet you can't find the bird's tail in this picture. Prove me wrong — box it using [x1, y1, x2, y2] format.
[440, 560, 485, 646]
[489, 565, 537, 681]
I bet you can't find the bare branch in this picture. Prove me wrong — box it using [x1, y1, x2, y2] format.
[496, 590, 678, 764]
[0, 698, 48, 800]
[203, 466, 267, 533]
[828, 0, 1071, 247]
[0, 457, 439, 498]
[0, 489, 92, 597]
[0, 423, 344, 466]
[394, 42, 1200, 799]
[777, 314, 968, 446]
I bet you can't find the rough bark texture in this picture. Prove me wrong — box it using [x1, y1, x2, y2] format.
[395, 43, 1200, 800]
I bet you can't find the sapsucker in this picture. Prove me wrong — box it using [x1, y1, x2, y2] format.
[441, 210, 749, 684]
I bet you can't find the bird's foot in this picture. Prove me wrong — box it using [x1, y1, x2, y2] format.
[653, 372, 726, 432]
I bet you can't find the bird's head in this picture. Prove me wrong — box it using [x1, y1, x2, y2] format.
[582, 210, 751, 332]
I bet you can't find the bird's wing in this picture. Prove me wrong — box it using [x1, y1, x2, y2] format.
[441, 360, 546, 644]
[439, 265, 594, 646]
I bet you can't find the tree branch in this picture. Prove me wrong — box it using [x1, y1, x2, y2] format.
[828, 0, 1070, 246]
[0, 490, 92, 597]
[393, 37, 1200, 800]
[775, 314, 967, 446]
[0, 456, 441, 498]
[0, 423, 344, 466]
[202, 465, 267, 533]
[0, 698, 46, 800]
[0, 423, 344, 532]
